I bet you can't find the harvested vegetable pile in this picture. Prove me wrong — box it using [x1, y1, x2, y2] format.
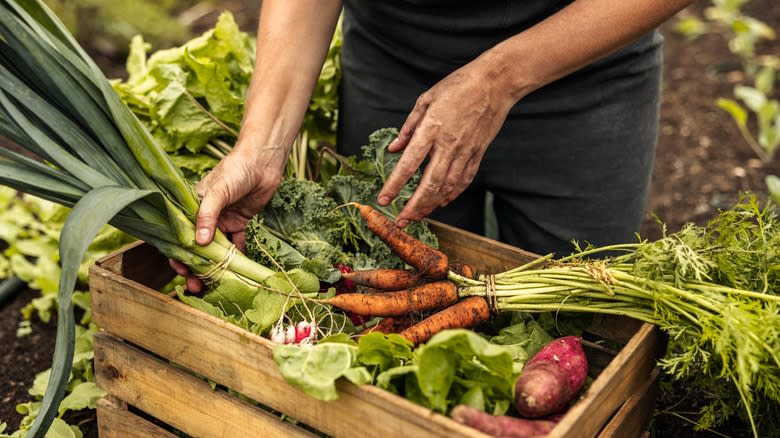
[282, 199, 779, 437]
[1, 2, 779, 437]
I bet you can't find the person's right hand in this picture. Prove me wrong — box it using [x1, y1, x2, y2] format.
[169, 145, 287, 293]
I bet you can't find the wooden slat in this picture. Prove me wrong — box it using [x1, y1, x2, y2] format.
[94, 333, 317, 438]
[585, 315, 647, 345]
[428, 220, 538, 273]
[94, 240, 174, 291]
[547, 323, 662, 438]
[598, 368, 660, 438]
[97, 397, 178, 438]
[90, 268, 488, 438]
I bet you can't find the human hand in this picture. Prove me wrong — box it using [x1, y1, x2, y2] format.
[169, 145, 286, 292]
[377, 60, 517, 227]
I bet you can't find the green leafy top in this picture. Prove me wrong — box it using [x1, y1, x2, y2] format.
[272, 318, 553, 415]
[245, 128, 439, 278]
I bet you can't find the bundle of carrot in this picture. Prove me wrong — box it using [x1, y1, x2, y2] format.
[319, 203, 487, 339]
[329, 201, 780, 437]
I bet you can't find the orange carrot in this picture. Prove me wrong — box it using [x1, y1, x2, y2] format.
[449, 262, 475, 279]
[358, 315, 418, 337]
[341, 268, 422, 290]
[323, 280, 457, 317]
[351, 203, 449, 278]
[357, 317, 398, 336]
[399, 296, 490, 345]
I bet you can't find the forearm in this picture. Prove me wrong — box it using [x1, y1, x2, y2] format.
[235, 0, 342, 168]
[481, 0, 693, 102]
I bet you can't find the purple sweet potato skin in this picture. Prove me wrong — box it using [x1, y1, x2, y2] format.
[525, 336, 588, 392]
[451, 405, 557, 438]
[515, 336, 588, 418]
[515, 361, 572, 418]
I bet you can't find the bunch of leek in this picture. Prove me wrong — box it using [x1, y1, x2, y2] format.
[0, 1, 280, 434]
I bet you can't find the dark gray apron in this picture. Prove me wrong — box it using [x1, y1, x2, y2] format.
[338, 0, 663, 256]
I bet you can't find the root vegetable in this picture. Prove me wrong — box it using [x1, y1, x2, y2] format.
[399, 296, 490, 345]
[515, 336, 588, 418]
[322, 280, 457, 317]
[351, 202, 449, 278]
[451, 404, 557, 438]
[357, 315, 417, 336]
[341, 268, 421, 290]
[449, 262, 475, 279]
[526, 336, 588, 391]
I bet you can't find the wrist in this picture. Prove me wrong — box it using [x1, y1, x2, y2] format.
[232, 130, 290, 176]
[475, 42, 542, 105]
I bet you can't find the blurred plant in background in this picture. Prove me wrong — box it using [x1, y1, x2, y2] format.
[45, 0, 192, 58]
[674, 0, 780, 203]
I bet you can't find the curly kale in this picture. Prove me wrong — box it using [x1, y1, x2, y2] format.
[245, 179, 348, 282]
[245, 127, 439, 276]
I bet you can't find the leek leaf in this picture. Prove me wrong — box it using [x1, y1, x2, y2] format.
[28, 185, 157, 436]
[0, 90, 113, 189]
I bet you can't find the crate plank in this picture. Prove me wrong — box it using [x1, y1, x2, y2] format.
[428, 220, 538, 273]
[598, 368, 660, 438]
[94, 333, 317, 438]
[97, 397, 178, 438]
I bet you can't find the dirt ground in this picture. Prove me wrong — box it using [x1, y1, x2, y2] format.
[1, 2, 779, 437]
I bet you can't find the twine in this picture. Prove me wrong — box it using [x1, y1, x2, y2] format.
[485, 274, 498, 315]
[195, 244, 237, 287]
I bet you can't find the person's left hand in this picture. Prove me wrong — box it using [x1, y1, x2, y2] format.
[377, 59, 517, 227]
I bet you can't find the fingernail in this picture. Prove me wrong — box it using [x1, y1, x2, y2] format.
[378, 195, 390, 205]
[397, 219, 409, 228]
[197, 228, 210, 243]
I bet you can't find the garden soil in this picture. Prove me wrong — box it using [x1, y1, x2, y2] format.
[1, 2, 779, 436]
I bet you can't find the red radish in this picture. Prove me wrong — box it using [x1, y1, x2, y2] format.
[335, 263, 356, 290]
[451, 405, 557, 437]
[515, 336, 588, 418]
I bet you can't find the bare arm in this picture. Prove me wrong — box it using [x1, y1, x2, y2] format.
[194, 0, 342, 246]
[379, 0, 693, 227]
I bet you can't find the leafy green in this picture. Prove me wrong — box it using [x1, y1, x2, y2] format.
[244, 130, 441, 279]
[272, 341, 362, 401]
[114, 11, 344, 181]
[244, 128, 440, 282]
[0, 189, 135, 323]
[273, 320, 547, 415]
[114, 11, 254, 177]
[247, 179, 348, 280]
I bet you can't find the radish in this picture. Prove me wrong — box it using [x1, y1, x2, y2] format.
[515, 336, 588, 418]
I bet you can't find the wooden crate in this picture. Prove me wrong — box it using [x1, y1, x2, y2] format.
[90, 221, 663, 438]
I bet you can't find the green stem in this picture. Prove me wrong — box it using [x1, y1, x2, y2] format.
[494, 253, 554, 276]
[496, 302, 657, 323]
[553, 243, 643, 262]
[684, 282, 780, 303]
[204, 143, 226, 160]
[213, 139, 233, 155]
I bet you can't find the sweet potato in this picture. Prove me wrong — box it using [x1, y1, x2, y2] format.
[451, 404, 557, 438]
[515, 336, 588, 418]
